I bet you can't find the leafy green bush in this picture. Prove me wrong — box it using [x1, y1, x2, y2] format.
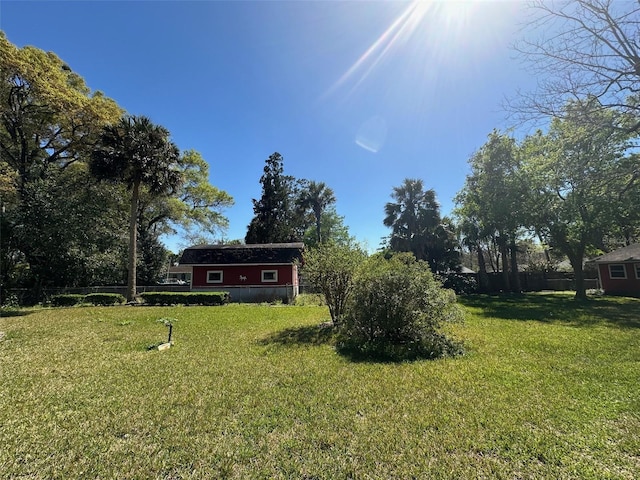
[84, 293, 126, 306]
[140, 292, 230, 306]
[338, 253, 464, 361]
[51, 294, 85, 307]
[437, 273, 478, 295]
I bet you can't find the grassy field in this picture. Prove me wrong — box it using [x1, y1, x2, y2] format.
[0, 293, 638, 479]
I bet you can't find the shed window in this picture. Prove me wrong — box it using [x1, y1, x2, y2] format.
[635, 263, 640, 280]
[207, 270, 223, 283]
[261, 270, 278, 283]
[608, 264, 627, 279]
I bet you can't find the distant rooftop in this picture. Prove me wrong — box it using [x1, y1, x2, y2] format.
[593, 243, 640, 263]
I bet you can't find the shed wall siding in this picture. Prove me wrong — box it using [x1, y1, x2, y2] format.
[598, 263, 640, 296]
[192, 265, 295, 288]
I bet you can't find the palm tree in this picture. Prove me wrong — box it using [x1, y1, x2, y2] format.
[297, 180, 336, 244]
[384, 178, 458, 271]
[384, 179, 439, 259]
[91, 115, 182, 301]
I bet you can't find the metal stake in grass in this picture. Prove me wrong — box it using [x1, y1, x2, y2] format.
[157, 317, 177, 347]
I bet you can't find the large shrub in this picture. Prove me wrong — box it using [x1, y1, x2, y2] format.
[338, 253, 464, 361]
[300, 242, 367, 326]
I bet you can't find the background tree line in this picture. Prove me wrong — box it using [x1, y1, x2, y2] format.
[454, 0, 640, 300]
[3, 0, 640, 303]
[327, 0, 640, 300]
[0, 33, 233, 300]
[454, 103, 639, 299]
[244, 153, 461, 274]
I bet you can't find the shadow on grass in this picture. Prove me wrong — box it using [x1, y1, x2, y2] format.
[258, 324, 336, 347]
[258, 324, 463, 364]
[0, 309, 34, 318]
[459, 293, 640, 329]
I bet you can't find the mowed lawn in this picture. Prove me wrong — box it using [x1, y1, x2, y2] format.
[0, 294, 638, 479]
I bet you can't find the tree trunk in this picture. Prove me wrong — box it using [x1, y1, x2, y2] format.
[476, 245, 489, 293]
[568, 250, 587, 300]
[499, 236, 510, 292]
[510, 237, 521, 293]
[127, 181, 140, 302]
[315, 210, 322, 244]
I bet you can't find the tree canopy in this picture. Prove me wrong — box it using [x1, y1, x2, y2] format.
[521, 103, 637, 299]
[455, 131, 525, 292]
[0, 33, 124, 296]
[296, 180, 336, 245]
[384, 178, 459, 273]
[245, 152, 341, 247]
[246, 152, 300, 244]
[0, 34, 233, 300]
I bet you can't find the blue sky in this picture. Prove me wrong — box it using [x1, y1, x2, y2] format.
[1, 0, 534, 252]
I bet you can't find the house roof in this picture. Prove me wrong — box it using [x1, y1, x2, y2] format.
[179, 243, 304, 265]
[168, 264, 192, 274]
[593, 243, 640, 263]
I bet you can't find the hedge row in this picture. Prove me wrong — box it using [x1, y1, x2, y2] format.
[51, 293, 126, 307]
[140, 292, 230, 306]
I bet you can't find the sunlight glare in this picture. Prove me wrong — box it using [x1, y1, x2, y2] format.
[325, 0, 510, 100]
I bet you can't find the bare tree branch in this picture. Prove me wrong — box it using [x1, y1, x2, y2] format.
[508, 0, 640, 130]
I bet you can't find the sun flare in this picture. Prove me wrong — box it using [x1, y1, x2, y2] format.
[325, 0, 513, 100]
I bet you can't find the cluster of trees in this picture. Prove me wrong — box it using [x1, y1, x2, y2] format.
[245, 152, 351, 247]
[359, 1, 640, 302]
[244, 155, 462, 276]
[454, 0, 640, 300]
[3, 0, 640, 305]
[0, 33, 233, 300]
[455, 106, 639, 299]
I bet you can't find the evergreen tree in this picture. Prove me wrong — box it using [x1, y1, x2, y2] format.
[245, 152, 300, 244]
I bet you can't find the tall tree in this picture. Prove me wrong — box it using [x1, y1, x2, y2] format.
[384, 179, 458, 273]
[522, 103, 637, 299]
[455, 131, 525, 292]
[245, 152, 300, 244]
[296, 180, 336, 245]
[91, 115, 182, 301]
[453, 200, 491, 292]
[0, 33, 122, 293]
[513, 0, 640, 131]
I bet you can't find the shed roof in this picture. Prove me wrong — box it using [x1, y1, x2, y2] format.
[179, 243, 304, 265]
[593, 243, 640, 263]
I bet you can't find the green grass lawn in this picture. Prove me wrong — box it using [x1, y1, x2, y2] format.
[1, 294, 638, 479]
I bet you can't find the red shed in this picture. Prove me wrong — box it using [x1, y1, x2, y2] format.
[178, 243, 304, 302]
[593, 243, 640, 297]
